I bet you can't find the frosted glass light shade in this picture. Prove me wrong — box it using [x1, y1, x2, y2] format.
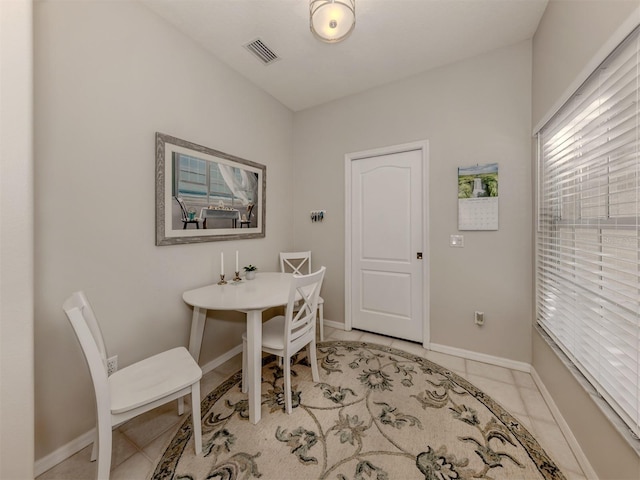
[310, 0, 355, 43]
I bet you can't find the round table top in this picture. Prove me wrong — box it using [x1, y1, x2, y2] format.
[182, 272, 294, 311]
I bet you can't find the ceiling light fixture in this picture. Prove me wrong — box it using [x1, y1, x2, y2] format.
[310, 0, 355, 44]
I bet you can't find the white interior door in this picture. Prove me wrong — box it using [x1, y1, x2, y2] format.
[348, 147, 426, 342]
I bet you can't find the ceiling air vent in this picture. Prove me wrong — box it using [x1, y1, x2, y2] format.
[244, 38, 280, 66]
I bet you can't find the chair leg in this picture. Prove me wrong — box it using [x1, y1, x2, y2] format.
[318, 303, 324, 341]
[283, 355, 292, 414]
[308, 342, 320, 383]
[96, 421, 112, 480]
[191, 383, 202, 454]
[178, 397, 185, 416]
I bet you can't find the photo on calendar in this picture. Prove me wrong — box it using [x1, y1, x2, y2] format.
[458, 162, 499, 199]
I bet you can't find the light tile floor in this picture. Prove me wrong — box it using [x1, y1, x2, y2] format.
[37, 327, 586, 480]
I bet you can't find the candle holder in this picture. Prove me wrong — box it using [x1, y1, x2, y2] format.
[217, 274, 227, 285]
[233, 271, 242, 282]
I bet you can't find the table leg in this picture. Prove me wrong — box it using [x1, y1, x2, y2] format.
[188, 307, 207, 362]
[246, 309, 262, 424]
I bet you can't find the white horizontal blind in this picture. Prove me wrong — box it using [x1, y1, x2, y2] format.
[536, 25, 640, 437]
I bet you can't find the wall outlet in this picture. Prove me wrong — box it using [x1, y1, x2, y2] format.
[107, 355, 118, 376]
[474, 311, 484, 326]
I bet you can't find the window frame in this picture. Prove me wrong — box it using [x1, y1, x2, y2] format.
[535, 25, 640, 439]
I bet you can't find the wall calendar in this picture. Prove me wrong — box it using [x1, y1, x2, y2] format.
[458, 163, 499, 231]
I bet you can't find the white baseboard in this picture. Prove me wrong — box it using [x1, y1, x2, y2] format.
[429, 342, 531, 373]
[200, 344, 243, 375]
[530, 367, 598, 480]
[326, 323, 530, 373]
[34, 428, 96, 477]
[322, 318, 344, 332]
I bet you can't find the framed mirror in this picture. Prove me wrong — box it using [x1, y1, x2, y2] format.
[155, 132, 266, 245]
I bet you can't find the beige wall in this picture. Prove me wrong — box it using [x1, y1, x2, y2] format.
[0, 1, 35, 478]
[533, 0, 640, 129]
[293, 41, 534, 363]
[532, 1, 640, 478]
[34, 0, 294, 461]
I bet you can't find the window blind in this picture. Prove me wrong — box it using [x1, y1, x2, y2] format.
[536, 25, 640, 437]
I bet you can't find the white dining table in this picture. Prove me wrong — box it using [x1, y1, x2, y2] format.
[182, 272, 295, 424]
[199, 207, 240, 229]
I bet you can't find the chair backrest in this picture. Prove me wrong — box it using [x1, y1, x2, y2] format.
[63, 291, 111, 412]
[246, 203, 255, 219]
[284, 267, 326, 351]
[280, 251, 312, 275]
[175, 196, 189, 220]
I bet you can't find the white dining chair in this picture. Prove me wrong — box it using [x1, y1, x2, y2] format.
[175, 196, 202, 229]
[63, 291, 202, 480]
[279, 251, 326, 340]
[241, 266, 326, 414]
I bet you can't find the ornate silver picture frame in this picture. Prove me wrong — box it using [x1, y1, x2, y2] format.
[155, 132, 266, 245]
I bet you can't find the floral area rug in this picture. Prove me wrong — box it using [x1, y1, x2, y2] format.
[151, 341, 565, 480]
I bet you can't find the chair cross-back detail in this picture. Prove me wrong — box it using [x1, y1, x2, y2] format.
[175, 196, 201, 229]
[63, 291, 202, 480]
[280, 251, 325, 340]
[242, 266, 326, 414]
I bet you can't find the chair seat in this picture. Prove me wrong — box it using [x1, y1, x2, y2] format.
[242, 316, 287, 351]
[109, 347, 202, 414]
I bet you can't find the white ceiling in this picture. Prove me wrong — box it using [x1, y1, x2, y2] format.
[142, 0, 548, 112]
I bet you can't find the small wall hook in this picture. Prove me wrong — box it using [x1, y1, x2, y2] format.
[310, 210, 326, 222]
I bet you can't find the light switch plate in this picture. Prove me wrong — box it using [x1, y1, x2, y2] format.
[450, 234, 464, 247]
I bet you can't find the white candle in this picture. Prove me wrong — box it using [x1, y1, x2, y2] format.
[235, 250, 239, 272]
[220, 252, 224, 275]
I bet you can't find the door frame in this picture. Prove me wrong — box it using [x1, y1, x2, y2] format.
[344, 140, 430, 348]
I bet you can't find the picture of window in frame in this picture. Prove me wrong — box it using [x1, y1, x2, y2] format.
[155, 132, 266, 245]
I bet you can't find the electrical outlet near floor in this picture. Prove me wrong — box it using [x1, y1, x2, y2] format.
[474, 311, 484, 326]
[107, 355, 118, 375]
